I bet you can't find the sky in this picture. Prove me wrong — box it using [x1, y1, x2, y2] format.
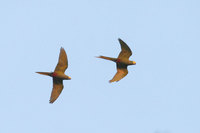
[0, 0, 200, 133]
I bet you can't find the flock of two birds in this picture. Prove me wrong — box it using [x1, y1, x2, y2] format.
[36, 38, 136, 103]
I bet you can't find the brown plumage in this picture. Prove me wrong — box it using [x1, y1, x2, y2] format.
[97, 38, 136, 83]
[36, 47, 71, 103]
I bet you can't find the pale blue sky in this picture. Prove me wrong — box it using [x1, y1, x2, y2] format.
[0, 0, 200, 133]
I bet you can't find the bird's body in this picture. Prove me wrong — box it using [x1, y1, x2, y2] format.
[36, 47, 71, 103]
[97, 38, 136, 83]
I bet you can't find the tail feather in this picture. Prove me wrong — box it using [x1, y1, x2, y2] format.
[36, 72, 51, 76]
[96, 56, 116, 62]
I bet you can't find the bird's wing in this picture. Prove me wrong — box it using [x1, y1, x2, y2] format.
[117, 38, 132, 59]
[49, 78, 64, 103]
[54, 47, 68, 73]
[109, 63, 128, 83]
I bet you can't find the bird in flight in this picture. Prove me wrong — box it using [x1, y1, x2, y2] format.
[97, 38, 136, 83]
[36, 47, 71, 103]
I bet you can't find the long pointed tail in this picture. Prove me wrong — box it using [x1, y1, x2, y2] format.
[36, 72, 52, 76]
[96, 56, 117, 62]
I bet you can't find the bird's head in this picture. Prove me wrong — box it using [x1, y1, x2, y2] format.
[64, 75, 71, 80]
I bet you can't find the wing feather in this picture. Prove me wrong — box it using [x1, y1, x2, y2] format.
[54, 47, 68, 73]
[109, 63, 128, 83]
[118, 38, 132, 59]
[49, 78, 64, 103]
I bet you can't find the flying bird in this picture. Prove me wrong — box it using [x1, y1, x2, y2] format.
[96, 38, 136, 83]
[36, 47, 71, 103]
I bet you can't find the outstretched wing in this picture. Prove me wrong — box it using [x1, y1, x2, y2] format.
[118, 38, 132, 59]
[54, 47, 68, 73]
[49, 78, 64, 103]
[109, 63, 128, 83]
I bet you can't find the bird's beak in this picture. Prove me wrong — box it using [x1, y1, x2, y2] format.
[68, 76, 71, 80]
[133, 61, 136, 65]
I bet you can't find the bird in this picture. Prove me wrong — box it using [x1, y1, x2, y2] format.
[96, 38, 136, 83]
[36, 47, 71, 103]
